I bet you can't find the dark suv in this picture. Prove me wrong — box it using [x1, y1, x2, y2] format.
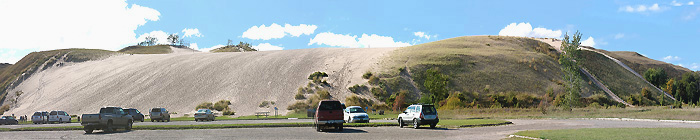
[124, 108, 144, 122]
[314, 100, 344, 132]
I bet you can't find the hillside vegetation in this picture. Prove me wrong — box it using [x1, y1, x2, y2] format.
[210, 42, 257, 52]
[371, 36, 603, 109]
[119, 45, 173, 54]
[603, 51, 691, 80]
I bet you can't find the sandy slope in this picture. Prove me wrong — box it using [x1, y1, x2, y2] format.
[5, 47, 396, 117]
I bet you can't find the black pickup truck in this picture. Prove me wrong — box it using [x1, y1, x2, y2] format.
[81, 107, 133, 133]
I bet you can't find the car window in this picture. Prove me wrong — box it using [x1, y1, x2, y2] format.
[197, 109, 207, 112]
[1, 116, 5, 119]
[318, 101, 342, 111]
[422, 105, 437, 115]
[405, 106, 414, 113]
[50, 111, 57, 115]
[33, 112, 41, 116]
[348, 108, 365, 113]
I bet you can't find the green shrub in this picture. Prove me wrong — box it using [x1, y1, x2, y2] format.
[348, 84, 368, 93]
[362, 71, 373, 79]
[317, 90, 331, 99]
[287, 101, 311, 111]
[222, 109, 236, 115]
[371, 87, 389, 101]
[0, 104, 9, 114]
[392, 90, 408, 111]
[295, 92, 306, 100]
[587, 102, 603, 109]
[259, 101, 271, 108]
[308, 71, 329, 83]
[345, 95, 374, 108]
[371, 104, 391, 111]
[440, 94, 465, 110]
[368, 76, 380, 85]
[196, 102, 214, 110]
[213, 100, 231, 111]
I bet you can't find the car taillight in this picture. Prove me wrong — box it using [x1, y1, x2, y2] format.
[99, 115, 102, 120]
[420, 113, 424, 119]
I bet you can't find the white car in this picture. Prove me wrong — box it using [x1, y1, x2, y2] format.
[397, 104, 439, 129]
[343, 106, 369, 123]
[31, 111, 48, 124]
[48, 110, 71, 123]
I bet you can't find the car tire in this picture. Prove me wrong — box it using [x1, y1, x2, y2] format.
[338, 125, 343, 131]
[59, 119, 62, 124]
[430, 123, 436, 129]
[398, 118, 404, 128]
[413, 119, 419, 129]
[126, 120, 133, 131]
[315, 124, 321, 132]
[104, 121, 114, 133]
[151, 119, 154, 122]
[84, 128, 93, 134]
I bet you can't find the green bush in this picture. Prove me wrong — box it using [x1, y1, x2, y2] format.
[348, 84, 368, 93]
[287, 101, 311, 111]
[222, 109, 236, 115]
[259, 101, 272, 108]
[317, 90, 331, 99]
[308, 71, 329, 84]
[345, 95, 374, 108]
[213, 100, 231, 111]
[371, 87, 389, 101]
[196, 102, 214, 110]
[368, 76, 380, 85]
[362, 72, 373, 79]
[295, 92, 306, 100]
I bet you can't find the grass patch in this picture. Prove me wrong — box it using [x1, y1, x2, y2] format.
[513, 128, 700, 140]
[368, 112, 400, 120]
[438, 119, 511, 127]
[438, 106, 700, 121]
[2, 122, 398, 131]
[118, 45, 172, 54]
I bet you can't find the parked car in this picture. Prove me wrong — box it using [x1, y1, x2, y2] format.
[124, 108, 144, 122]
[314, 100, 344, 132]
[194, 109, 215, 121]
[0, 116, 18, 125]
[397, 104, 439, 129]
[31, 111, 48, 124]
[149, 108, 170, 122]
[48, 110, 71, 123]
[81, 107, 133, 133]
[344, 106, 369, 123]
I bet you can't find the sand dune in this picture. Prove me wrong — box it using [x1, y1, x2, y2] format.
[5, 47, 395, 117]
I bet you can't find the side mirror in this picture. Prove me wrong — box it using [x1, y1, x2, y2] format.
[402, 111, 407, 114]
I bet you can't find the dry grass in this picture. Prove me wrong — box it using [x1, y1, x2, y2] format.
[118, 45, 172, 54]
[438, 106, 700, 121]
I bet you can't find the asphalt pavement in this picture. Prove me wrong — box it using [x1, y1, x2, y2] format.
[0, 119, 395, 129]
[3, 118, 700, 140]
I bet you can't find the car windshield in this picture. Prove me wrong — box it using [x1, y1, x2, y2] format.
[41, 112, 47, 116]
[422, 105, 437, 115]
[197, 109, 207, 112]
[348, 108, 365, 113]
[33, 112, 41, 116]
[318, 101, 342, 111]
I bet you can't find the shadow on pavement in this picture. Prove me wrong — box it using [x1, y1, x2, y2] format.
[325, 128, 368, 133]
[83, 130, 132, 135]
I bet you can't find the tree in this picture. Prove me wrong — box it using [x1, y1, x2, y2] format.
[144, 36, 157, 46]
[392, 90, 407, 111]
[167, 34, 180, 45]
[644, 68, 667, 88]
[423, 68, 449, 106]
[558, 31, 584, 110]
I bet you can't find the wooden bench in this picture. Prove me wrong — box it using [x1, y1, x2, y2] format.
[255, 112, 269, 118]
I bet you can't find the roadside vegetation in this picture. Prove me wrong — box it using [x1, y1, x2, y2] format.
[118, 45, 172, 54]
[511, 128, 700, 140]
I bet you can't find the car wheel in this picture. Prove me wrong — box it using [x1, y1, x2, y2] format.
[126, 120, 133, 131]
[104, 121, 114, 133]
[59, 119, 62, 124]
[430, 123, 436, 129]
[151, 119, 154, 122]
[315, 124, 321, 132]
[398, 118, 404, 128]
[338, 125, 343, 131]
[413, 119, 419, 129]
[84, 128, 93, 134]
[167, 119, 170, 122]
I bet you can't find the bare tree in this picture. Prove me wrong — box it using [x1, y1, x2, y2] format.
[167, 34, 180, 45]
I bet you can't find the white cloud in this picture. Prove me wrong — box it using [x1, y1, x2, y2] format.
[620, 3, 664, 13]
[0, 0, 160, 63]
[136, 30, 170, 45]
[689, 1, 695, 5]
[308, 32, 411, 48]
[662, 56, 682, 62]
[498, 22, 562, 38]
[413, 32, 436, 40]
[672, 0, 684, 6]
[182, 28, 202, 38]
[201, 45, 224, 52]
[252, 43, 283, 51]
[189, 43, 199, 50]
[241, 23, 317, 40]
[581, 37, 596, 47]
[614, 33, 625, 39]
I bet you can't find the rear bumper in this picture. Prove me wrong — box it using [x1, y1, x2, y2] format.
[316, 120, 344, 125]
[416, 118, 439, 125]
[81, 122, 104, 127]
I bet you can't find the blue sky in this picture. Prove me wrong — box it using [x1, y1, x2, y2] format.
[0, 0, 698, 70]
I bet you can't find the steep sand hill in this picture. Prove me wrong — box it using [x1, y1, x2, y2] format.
[5, 47, 395, 116]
